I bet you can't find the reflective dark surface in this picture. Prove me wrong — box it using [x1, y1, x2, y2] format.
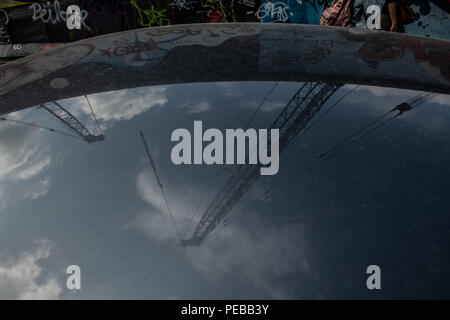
[0, 81, 449, 299]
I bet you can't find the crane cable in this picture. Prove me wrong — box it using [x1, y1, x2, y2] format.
[249, 92, 437, 205]
[184, 168, 221, 239]
[183, 82, 280, 239]
[85, 95, 103, 136]
[212, 92, 438, 234]
[0, 116, 84, 140]
[244, 82, 280, 130]
[212, 84, 360, 233]
[284, 84, 360, 154]
[139, 131, 182, 242]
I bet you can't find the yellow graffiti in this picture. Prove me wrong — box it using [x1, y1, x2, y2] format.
[130, 0, 170, 27]
[0, 0, 46, 9]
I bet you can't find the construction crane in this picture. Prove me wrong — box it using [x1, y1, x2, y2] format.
[1, 96, 104, 143]
[38, 99, 104, 143]
[181, 82, 343, 246]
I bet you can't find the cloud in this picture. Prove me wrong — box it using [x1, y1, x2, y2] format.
[78, 86, 168, 123]
[0, 121, 53, 209]
[0, 241, 62, 300]
[0, 122, 51, 182]
[24, 177, 51, 200]
[128, 169, 196, 242]
[430, 94, 450, 106]
[0, 188, 5, 209]
[216, 82, 242, 98]
[185, 222, 311, 298]
[186, 101, 210, 114]
[260, 100, 286, 112]
[13, 157, 51, 181]
[129, 168, 312, 298]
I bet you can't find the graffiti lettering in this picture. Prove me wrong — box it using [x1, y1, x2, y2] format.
[100, 37, 157, 58]
[198, 0, 236, 23]
[0, 8, 9, 25]
[238, 0, 256, 7]
[170, 0, 197, 10]
[256, 2, 292, 22]
[29, 1, 90, 30]
[130, 0, 170, 27]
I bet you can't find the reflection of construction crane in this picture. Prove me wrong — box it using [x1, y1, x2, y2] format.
[0, 96, 104, 143]
[38, 100, 104, 143]
[181, 82, 343, 246]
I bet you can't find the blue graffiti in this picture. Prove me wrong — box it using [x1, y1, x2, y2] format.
[258, 0, 329, 24]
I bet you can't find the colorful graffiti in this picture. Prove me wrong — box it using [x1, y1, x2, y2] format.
[196, 0, 237, 22]
[1, 0, 449, 46]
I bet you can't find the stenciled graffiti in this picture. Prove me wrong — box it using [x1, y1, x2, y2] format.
[29, 0, 90, 30]
[255, 2, 293, 22]
[130, 0, 170, 27]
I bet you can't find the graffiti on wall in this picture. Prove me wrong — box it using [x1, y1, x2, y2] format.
[29, 1, 91, 30]
[80, 23, 259, 69]
[2, 0, 449, 45]
[130, 0, 170, 26]
[170, 0, 197, 10]
[256, 0, 329, 24]
[255, 2, 293, 22]
[405, 1, 450, 40]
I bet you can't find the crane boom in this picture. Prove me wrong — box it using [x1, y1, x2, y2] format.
[38, 101, 104, 143]
[181, 82, 343, 246]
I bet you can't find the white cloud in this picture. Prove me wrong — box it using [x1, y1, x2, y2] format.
[260, 100, 285, 112]
[216, 82, 242, 98]
[0, 188, 5, 209]
[14, 157, 51, 181]
[429, 94, 450, 106]
[0, 123, 52, 182]
[186, 101, 210, 114]
[128, 169, 196, 243]
[0, 241, 62, 300]
[185, 222, 310, 298]
[354, 85, 415, 98]
[129, 168, 312, 298]
[24, 177, 51, 200]
[0, 121, 53, 209]
[79, 86, 168, 123]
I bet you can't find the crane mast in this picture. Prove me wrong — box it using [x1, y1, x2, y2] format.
[181, 82, 343, 246]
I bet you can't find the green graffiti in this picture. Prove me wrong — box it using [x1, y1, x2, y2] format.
[131, 0, 170, 27]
